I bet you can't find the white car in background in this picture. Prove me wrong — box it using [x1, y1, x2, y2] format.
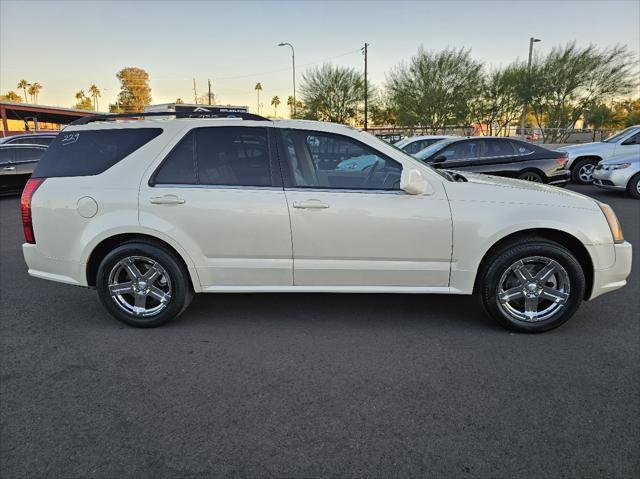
[558, 125, 640, 184]
[592, 154, 640, 199]
[20, 113, 632, 333]
[394, 135, 458, 155]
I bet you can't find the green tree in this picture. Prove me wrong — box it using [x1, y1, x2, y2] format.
[299, 64, 365, 124]
[386, 47, 484, 132]
[1, 91, 22, 102]
[585, 104, 622, 140]
[89, 84, 101, 111]
[254, 82, 263, 114]
[469, 63, 527, 136]
[613, 98, 640, 127]
[527, 43, 637, 143]
[17, 79, 28, 102]
[287, 95, 294, 116]
[271, 95, 281, 117]
[175, 98, 184, 104]
[115, 67, 152, 113]
[74, 90, 93, 110]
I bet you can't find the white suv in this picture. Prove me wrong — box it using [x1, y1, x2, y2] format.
[21, 113, 632, 332]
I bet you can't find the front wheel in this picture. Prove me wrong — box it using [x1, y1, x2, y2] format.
[96, 242, 193, 327]
[571, 158, 598, 184]
[479, 239, 585, 333]
[627, 173, 640, 199]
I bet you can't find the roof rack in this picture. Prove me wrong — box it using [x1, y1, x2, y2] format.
[69, 111, 270, 126]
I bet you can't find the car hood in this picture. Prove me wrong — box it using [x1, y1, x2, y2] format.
[557, 142, 609, 152]
[444, 171, 599, 210]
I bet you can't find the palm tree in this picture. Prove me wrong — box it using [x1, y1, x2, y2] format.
[28, 85, 37, 103]
[17, 80, 28, 102]
[254, 82, 263, 114]
[30, 82, 42, 103]
[271, 96, 281, 117]
[89, 84, 101, 111]
[287, 96, 294, 117]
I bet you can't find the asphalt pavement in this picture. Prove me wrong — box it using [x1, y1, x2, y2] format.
[1, 185, 638, 478]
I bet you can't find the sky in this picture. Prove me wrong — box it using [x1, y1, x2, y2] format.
[1, 0, 639, 115]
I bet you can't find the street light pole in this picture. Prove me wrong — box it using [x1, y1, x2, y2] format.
[521, 37, 541, 140]
[278, 42, 296, 116]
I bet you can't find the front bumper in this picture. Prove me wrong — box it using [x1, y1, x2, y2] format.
[589, 241, 633, 300]
[592, 167, 635, 191]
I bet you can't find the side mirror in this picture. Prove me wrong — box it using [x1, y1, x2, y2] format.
[400, 168, 429, 195]
[432, 155, 447, 163]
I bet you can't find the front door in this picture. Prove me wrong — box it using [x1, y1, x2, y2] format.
[278, 129, 452, 287]
[139, 125, 293, 289]
[0, 149, 17, 192]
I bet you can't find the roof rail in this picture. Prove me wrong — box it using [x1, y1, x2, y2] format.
[69, 111, 270, 126]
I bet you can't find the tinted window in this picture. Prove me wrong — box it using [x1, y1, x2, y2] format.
[153, 131, 197, 184]
[480, 139, 515, 158]
[437, 140, 480, 161]
[153, 127, 271, 187]
[281, 130, 401, 190]
[0, 149, 12, 165]
[511, 141, 534, 155]
[33, 128, 162, 178]
[14, 148, 44, 162]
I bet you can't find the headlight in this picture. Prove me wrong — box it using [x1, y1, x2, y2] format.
[603, 163, 631, 171]
[599, 203, 624, 243]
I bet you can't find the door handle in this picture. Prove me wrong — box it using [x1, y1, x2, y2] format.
[292, 199, 330, 209]
[2, 166, 16, 171]
[149, 194, 185, 205]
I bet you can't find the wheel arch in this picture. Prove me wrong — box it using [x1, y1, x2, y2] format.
[472, 228, 594, 300]
[86, 232, 200, 291]
[570, 155, 603, 170]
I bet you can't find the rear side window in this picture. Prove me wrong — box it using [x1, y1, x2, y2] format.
[32, 128, 162, 178]
[153, 126, 271, 187]
[14, 148, 44, 162]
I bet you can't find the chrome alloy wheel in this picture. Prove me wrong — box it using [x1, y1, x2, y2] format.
[497, 256, 570, 322]
[107, 256, 172, 317]
[636, 179, 640, 195]
[578, 163, 596, 183]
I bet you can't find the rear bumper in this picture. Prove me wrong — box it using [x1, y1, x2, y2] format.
[589, 241, 633, 300]
[22, 244, 87, 287]
[547, 171, 571, 186]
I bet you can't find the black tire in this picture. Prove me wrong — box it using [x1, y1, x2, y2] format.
[517, 171, 544, 183]
[571, 158, 598, 184]
[96, 241, 193, 327]
[479, 238, 585, 333]
[627, 173, 640, 199]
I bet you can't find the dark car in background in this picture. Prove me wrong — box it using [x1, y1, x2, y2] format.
[0, 132, 58, 147]
[0, 144, 48, 195]
[414, 137, 570, 185]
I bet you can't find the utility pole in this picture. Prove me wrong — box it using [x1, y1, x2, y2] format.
[520, 37, 541, 140]
[363, 43, 369, 131]
[208, 79, 212, 105]
[278, 43, 296, 115]
[193, 78, 198, 104]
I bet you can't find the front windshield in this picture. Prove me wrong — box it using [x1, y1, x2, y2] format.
[359, 130, 453, 180]
[414, 139, 456, 161]
[603, 126, 637, 143]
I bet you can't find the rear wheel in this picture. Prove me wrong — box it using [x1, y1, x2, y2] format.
[518, 171, 543, 183]
[571, 158, 598, 184]
[627, 173, 640, 199]
[96, 242, 193, 327]
[479, 239, 585, 333]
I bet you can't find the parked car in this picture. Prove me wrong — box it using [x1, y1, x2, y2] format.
[21, 113, 631, 333]
[0, 144, 48, 195]
[557, 125, 640, 184]
[0, 132, 58, 146]
[592, 154, 640, 199]
[414, 137, 570, 185]
[394, 135, 457, 155]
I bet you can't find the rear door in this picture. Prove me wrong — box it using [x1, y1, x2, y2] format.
[13, 147, 43, 188]
[139, 125, 293, 289]
[0, 149, 17, 192]
[469, 139, 518, 176]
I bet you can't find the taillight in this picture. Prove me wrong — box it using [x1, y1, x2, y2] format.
[21, 178, 45, 244]
[555, 153, 569, 169]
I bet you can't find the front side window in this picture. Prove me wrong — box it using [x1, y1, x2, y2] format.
[0, 149, 12, 165]
[437, 140, 480, 161]
[153, 126, 271, 187]
[281, 130, 402, 190]
[622, 132, 640, 145]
